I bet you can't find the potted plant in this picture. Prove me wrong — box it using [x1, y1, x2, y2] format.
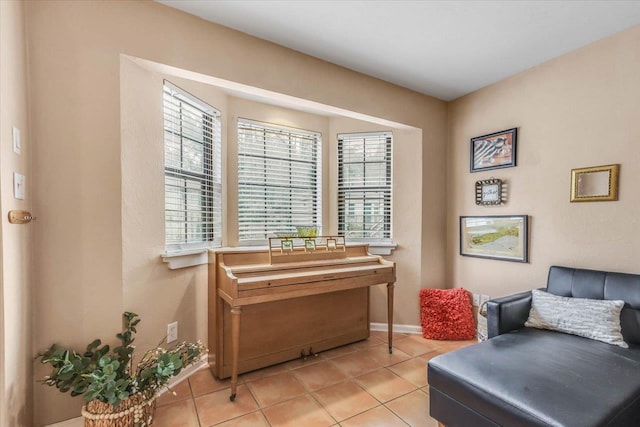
[37, 312, 207, 426]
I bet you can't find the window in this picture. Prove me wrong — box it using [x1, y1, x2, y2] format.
[338, 132, 392, 241]
[163, 82, 222, 250]
[237, 119, 321, 243]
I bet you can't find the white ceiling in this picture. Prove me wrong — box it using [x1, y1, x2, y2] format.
[157, 1, 640, 101]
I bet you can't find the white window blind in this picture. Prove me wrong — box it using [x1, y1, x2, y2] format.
[237, 119, 322, 243]
[163, 82, 222, 250]
[338, 132, 392, 241]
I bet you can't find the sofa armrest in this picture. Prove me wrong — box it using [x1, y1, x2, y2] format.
[487, 290, 534, 338]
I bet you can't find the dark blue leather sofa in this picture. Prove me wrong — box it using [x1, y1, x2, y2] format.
[428, 266, 640, 427]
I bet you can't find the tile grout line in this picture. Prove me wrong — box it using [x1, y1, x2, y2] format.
[305, 390, 340, 426]
[334, 403, 385, 425]
[208, 384, 267, 427]
[349, 365, 419, 425]
[187, 379, 203, 427]
[246, 369, 340, 425]
[383, 400, 413, 427]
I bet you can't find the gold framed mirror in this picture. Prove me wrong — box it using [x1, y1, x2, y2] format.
[570, 164, 620, 202]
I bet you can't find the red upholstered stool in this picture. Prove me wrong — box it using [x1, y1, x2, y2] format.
[419, 288, 475, 340]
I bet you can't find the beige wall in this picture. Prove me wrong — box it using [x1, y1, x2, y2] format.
[26, 1, 446, 424]
[420, 97, 449, 298]
[447, 24, 640, 299]
[0, 1, 34, 426]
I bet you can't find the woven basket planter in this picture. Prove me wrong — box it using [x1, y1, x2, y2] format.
[82, 393, 156, 427]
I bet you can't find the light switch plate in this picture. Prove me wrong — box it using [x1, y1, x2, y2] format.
[14, 172, 25, 200]
[12, 126, 21, 155]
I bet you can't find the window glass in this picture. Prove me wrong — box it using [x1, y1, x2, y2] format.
[237, 119, 322, 243]
[163, 82, 222, 250]
[338, 132, 392, 241]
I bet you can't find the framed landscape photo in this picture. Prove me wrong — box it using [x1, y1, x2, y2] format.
[460, 215, 528, 262]
[470, 128, 517, 172]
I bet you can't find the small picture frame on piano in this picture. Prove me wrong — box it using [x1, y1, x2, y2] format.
[281, 240, 293, 252]
[304, 239, 316, 252]
[327, 238, 337, 251]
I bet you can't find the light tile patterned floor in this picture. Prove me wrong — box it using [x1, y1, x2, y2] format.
[155, 331, 476, 427]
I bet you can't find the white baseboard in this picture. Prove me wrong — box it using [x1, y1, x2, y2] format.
[45, 356, 209, 427]
[370, 322, 422, 334]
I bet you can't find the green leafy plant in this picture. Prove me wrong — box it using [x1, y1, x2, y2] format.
[37, 312, 206, 408]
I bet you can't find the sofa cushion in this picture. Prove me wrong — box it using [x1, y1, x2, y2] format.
[428, 328, 640, 427]
[547, 266, 640, 344]
[525, 289, 627, 348]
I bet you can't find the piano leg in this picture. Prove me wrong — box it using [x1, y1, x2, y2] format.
[229, 306, 242, 401]
[387, 282, 395, 354]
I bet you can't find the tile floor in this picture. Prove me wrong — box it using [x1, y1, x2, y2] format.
[155, 331, 477, 427]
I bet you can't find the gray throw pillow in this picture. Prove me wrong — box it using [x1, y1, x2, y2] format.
[525, 289, 627, 348]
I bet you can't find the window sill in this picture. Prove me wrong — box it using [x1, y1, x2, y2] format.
[161, 250, 209, 269]
[160, 242, 397, 269]
[361, 242, 397, 256]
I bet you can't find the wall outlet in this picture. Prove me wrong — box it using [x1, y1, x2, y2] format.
[167, 321, 178, 343]
[472, 293, 480, 306]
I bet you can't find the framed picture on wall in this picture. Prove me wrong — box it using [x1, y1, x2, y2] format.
[475, 178, 503, 205]
[470, 128, 517, 172]
[460, 215, 528, 262]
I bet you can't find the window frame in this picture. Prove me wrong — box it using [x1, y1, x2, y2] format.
[163, 81, 222, 253]
[236, 118, 322, 245]
[337, 131, 393, 244]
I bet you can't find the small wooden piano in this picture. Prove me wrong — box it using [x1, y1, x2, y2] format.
[208, 236, 396, 400]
